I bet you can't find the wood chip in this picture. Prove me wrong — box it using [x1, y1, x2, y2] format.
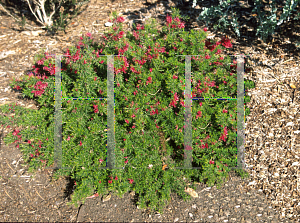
[102, 194, 111, 202]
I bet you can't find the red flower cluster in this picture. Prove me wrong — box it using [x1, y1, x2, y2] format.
[205, 35, 233, 52]
[93, 104, 99, 113]
[31, 80, 48, 97]
[166, 14, 185, 29]
[219, 126, 228, 142]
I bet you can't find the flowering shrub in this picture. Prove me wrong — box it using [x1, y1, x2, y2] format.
[0, 8, 255, 214]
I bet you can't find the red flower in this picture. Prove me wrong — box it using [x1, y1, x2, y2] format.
[116, 16, 125, 23]
[221, 36, 233, 48]
[12, 129, 20, 136]
[86, 32, 92, 38]
[166, 14, 172, 24]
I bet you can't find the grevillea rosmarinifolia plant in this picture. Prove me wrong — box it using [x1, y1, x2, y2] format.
[0, 8, 255, 214]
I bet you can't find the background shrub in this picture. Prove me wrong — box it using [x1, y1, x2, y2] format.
[193, 0, 300, 42]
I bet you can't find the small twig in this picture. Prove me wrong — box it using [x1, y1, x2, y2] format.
[148, 88, 161, 95]
[198, 123, 210, 129]
[0, 3, 20, 22]
[15, 156, 23, 168]
[35, 187, 45, 200]
[3, 187, 13, 200]
[5, 159, 15, 173]
[92, 21, 102, 26]
[297, 170, 299, 191]
[281, 58, 293, 64]
[265, 69, 281, 84]
[290, 129, 295, 151]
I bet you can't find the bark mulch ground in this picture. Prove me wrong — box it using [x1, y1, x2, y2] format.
[0, 0, 299, 222]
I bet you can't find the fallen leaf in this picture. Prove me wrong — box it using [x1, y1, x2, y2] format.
[86, 192, 99, 199]
[184, 187, 198, 198]
[162, 164, 168, 171]
[290, 84, 296, 89]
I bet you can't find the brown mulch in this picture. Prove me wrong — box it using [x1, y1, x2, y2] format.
[0, 0, 299, 222]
